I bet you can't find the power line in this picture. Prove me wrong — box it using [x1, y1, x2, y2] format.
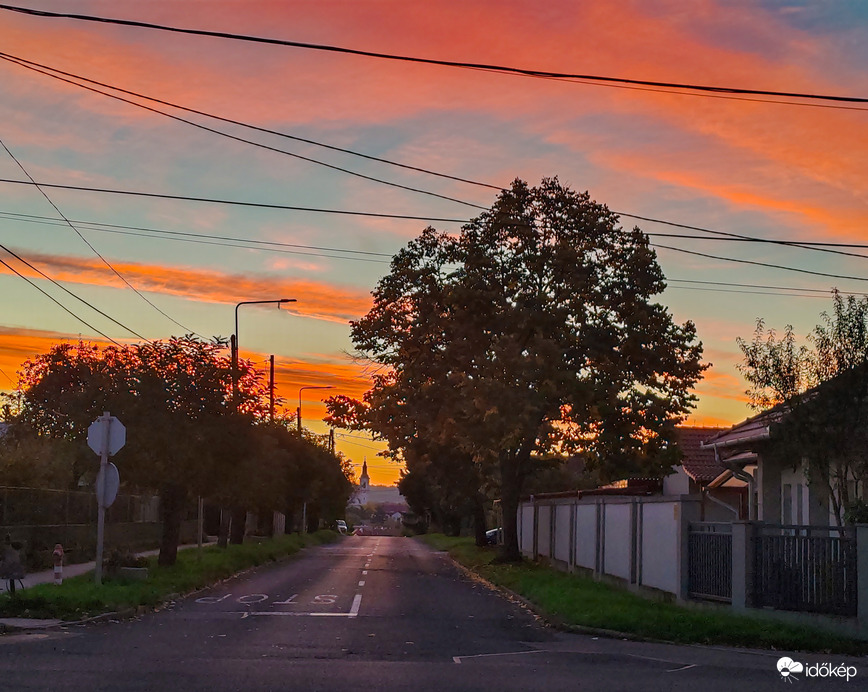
[0, 243, 148, 340]
[0, 255, 120, 345]
[653, 243, 868, 283]
[0, 139, 185, 338]
[0, 52, 489, 209]
[0, 178, 469, 223]
[1, 4, 865, 106]
[0, 51, 499, 190]
[0, 211, 393, 263]
[667, 279, 867, 296]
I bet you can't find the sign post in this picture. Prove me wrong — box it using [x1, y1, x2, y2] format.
[87, 412, 125, 585]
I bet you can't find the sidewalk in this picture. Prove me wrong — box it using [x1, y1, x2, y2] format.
[18, 541, 215, 589]
[1, 542, 214, 632]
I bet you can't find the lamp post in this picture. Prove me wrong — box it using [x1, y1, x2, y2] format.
[225, 298, 295, 548]
[297, 385, 335, 433]
[233, 299, 296, 406]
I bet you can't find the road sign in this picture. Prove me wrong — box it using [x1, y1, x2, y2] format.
[87, 415, 126, 457]
[95, 462, 120, 508]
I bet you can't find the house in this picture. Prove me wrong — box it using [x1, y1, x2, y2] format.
[701, 409, 832, 526]
[664, 426, 748, 520]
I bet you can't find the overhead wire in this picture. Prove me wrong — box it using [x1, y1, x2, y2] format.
[0, 255, 120, 345]
[0, 139, 180, 339]
[0, 51, 499, 191]
[0, 178, 469, 223]
[0, 52, 489, 210]
[1, 4, 866, 106]
[0, 243, 148, 340]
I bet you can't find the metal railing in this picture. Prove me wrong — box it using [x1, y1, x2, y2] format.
[688, 522, 733, 602]
[753, 524, 856, 616]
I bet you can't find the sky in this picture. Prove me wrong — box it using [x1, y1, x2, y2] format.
[1, 1, 867, 485]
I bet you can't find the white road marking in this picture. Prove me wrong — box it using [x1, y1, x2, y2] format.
[358, 580, 365, 586]
[667, 664, 698, 673]
[196, 594, 232, 604]
[362, 570, 368, 575]
[453, 650, 547, 664]
[237, 594, 268, 604]
[349, 593, 362, 617]
[273, 594, 298, 605]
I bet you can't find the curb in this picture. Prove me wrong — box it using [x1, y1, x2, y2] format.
[438, 547, 675, 646]
[0, 535, 339, 634]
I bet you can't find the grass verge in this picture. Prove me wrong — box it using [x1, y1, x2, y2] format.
[420, 534, 868, 656]
[0, 530, 338, 621]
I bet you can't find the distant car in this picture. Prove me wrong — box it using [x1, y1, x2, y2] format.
[336, 520, 348, 535]
[485, 528, 502, 545]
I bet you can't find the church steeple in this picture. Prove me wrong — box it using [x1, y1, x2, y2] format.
[360, 457, 369, 490]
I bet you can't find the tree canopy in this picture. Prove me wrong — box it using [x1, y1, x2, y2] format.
[5, 336, 352, 564]
[738, 290, 868, 524]
[329, 178, 707, 559]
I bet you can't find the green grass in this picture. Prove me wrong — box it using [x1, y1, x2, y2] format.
[420, 534, 868, 656]
[0, 530, 338, 621]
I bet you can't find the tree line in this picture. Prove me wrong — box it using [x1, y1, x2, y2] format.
[0, 336, 352, 565]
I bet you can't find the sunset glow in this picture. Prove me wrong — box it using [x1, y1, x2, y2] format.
[2, 1, 866, 484]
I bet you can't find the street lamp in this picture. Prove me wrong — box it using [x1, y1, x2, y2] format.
[297, 385, 335, 433]
[232, 299, 296, 405]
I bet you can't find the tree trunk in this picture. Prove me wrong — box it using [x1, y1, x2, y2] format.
[229, 507, 247, 544]
[217, 508, 230, 548]
[497, 455, 523, 562]
[473, 494, 487, 547]
[158, 484, 186, 566]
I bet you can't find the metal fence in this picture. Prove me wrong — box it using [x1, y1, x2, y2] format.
[753, 524, 857, 616]
[688, 522, 733, 602]
[0, 486, 159, 526]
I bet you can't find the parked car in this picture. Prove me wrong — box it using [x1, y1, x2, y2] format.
[485, 528, 502, 545]
[336, 520, 348, 535]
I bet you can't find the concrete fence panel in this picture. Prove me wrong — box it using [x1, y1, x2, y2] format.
[574, 503, 597, 570]
[519, 504, 534, 557]
[639, 501, 680, 594]
[603, 502, 633, 581]
[537, 505, 552, 557]
[554, 504, 572, 564]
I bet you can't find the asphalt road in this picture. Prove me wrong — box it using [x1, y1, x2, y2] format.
[0, 536, 863, 690]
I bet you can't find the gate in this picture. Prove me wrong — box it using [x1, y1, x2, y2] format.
[688, 522, 732, 602]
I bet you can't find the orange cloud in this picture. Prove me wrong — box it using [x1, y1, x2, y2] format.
[6, 250, 372, 324]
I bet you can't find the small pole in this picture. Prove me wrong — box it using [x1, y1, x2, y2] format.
[269, 355, 275, 422]
[53, 544, 64, 585]
[198, 496, 204, 550]
[94, 411, 110, 586]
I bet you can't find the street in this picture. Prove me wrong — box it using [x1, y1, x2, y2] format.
[0, 536, 862, 691]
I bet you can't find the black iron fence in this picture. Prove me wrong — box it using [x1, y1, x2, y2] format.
[753, 524, 857, 616]
[688, 522, 733, 602]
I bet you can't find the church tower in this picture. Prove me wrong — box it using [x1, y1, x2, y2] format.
[358, 458, 370, 505]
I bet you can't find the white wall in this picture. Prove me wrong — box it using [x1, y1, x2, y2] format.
[554, 504, 571, 563]
[639, 501, 680, 594]
[663, 466, 690, 495]
[538, 505, 552, 557]
[603, 503, 632, 581]
[519, 505, 534, 556]
[574, 504, 597, 569]
[518, 496, 688, 598]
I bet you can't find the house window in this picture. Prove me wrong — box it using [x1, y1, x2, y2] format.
[782, 483, 792, 525]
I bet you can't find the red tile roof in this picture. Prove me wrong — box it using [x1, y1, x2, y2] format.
[676, 426, 727, 483]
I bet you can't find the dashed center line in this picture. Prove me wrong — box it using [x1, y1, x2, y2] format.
[358, 580, 365, 587]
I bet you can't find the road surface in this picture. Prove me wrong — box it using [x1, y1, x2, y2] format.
[0, 536, 862, 690]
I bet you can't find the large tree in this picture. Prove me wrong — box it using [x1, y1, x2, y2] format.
[12, 336, 269, 565]
[344, 178, 706, 560]
[738, 290, 868, 525]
